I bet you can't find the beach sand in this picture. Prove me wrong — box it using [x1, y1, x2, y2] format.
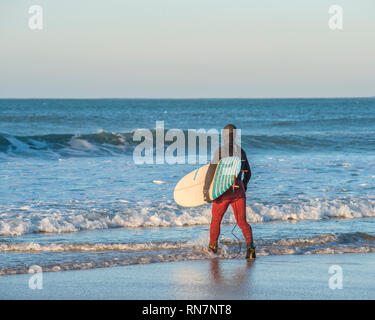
[0, 253, 374, 300]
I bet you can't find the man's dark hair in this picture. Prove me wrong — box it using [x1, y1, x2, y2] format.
[223, 124, 236, 145]
[224, 124, 237, 131]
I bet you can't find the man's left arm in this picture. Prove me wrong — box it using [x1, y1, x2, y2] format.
[242, 150, 251, 191]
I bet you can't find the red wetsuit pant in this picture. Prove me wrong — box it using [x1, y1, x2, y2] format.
[210, 180, 253, 246]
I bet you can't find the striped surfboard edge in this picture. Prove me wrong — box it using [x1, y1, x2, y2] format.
[210, 156, 241, 200]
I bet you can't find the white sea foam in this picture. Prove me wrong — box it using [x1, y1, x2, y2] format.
[5, 136, 36, 155]
[0, 198, 374, 236]
[0, 232, 374, 275]
[68, 137, 98, 151]
[0, 241, 186, 252]
[341, 163, 351, 167]
[152, 180, 166, 184]
[0, 232, 373, 253]
[245, 199, 375, 222]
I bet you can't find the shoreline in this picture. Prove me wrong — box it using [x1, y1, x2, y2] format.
[1, 253, 374, 299]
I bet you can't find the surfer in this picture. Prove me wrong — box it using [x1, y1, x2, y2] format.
[203, 124, 256, 260]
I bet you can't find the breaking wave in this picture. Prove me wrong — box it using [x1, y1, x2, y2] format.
[0, 130, 130, 158]
[1, 232, 374, 275]
[0, 198, 374, 236]
[1, 129, 375, 159]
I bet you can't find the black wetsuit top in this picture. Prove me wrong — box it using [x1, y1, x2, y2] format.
[203, 144, 251, 194]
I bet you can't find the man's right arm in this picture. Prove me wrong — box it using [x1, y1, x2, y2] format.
[203, 148, 220, 202]
[203, 163, 216, 202]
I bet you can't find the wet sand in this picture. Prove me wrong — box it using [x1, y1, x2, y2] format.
[0, 253, 374, 299]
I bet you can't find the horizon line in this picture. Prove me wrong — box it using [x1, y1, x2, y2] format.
[0, 96, 374, 100]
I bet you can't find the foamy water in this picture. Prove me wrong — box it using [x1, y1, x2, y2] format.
[1, 229, 375, 275]
[0, 198, 374, 236]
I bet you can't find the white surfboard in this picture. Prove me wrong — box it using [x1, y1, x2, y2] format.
[173, 157, 241, 207]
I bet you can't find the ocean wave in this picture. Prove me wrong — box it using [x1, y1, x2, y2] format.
[0, 131, 130, 158]
[1, 232, 374, 275]
[1, 232, 374, 253]
[1, 129, 374, 159]
[0, 198, 374, 236]
[0, 241, 186, 253]
[241, 133, 375, 152]
[268, 117, 375, 128]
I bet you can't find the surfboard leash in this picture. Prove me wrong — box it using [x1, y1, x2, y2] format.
[231, 220, 242, 259]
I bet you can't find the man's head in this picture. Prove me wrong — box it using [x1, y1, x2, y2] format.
[223, 124, 237, 145]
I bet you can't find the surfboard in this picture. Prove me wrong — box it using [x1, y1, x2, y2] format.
[173, 156, 241, 207]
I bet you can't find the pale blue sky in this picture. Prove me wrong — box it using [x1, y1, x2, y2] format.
[0, 0, 374, 98]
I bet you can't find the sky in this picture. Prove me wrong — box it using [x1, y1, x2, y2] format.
[0, 0, 374, 98]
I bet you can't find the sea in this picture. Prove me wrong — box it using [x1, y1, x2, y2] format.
[0, 98, 374, 275]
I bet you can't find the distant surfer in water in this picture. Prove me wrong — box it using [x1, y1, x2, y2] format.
[203, 124, 256, 260]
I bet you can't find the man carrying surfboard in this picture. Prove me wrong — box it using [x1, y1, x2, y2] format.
[203, 124, 256, 260]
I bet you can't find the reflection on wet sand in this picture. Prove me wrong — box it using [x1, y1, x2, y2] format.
[209, 258, 255, 288]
